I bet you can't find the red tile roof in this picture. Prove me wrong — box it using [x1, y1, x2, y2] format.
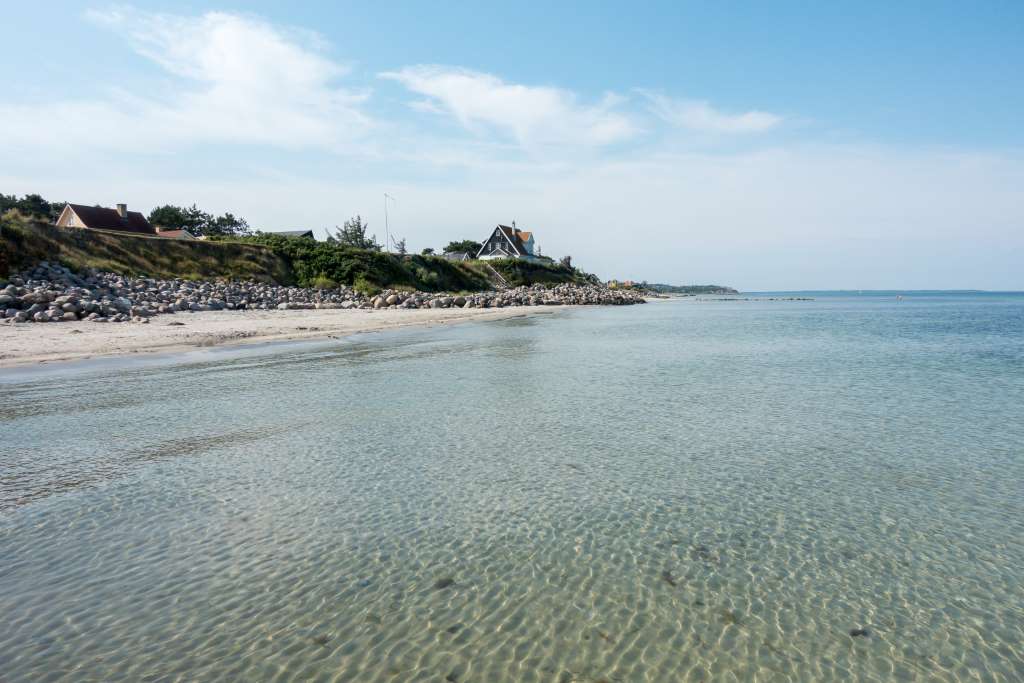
[496, 225, 535, 255]
[67, 204, 155, 234]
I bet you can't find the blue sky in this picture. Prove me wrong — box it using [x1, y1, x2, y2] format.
[2, 1, 1022, 289]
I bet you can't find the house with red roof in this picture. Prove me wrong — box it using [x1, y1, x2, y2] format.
[475, 224, 542, 261]
[154, 228, 198, 240]
[55, 203, 156, 235]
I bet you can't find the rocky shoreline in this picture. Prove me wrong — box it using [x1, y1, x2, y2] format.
[1, 262, 645, 324]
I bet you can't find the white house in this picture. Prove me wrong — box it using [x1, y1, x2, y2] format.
[475, 225, 541, 261]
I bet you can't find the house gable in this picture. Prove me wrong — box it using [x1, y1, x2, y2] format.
[476, 225, 528, 259]
[56, 203, 155, 235]
[55, 204, 77, 228]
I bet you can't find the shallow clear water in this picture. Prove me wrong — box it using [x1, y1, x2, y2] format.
[2, 294, 1023, 682]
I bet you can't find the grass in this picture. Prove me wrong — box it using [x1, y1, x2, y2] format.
[240, 233, 493, 292]
[1, 212, 293, 283]
[482, 258, 598, 287]
[1, 212, 599, 292]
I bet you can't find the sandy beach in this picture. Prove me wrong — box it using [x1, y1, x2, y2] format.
[0, 307, 556, 368]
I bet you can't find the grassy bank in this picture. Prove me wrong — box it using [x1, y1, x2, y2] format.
[486, 257, 600, 287]
[2, 214, 606, 293]
[0, 214, 293, 282]
[1, 215, 494, 292]
[241, 233, 493, 293]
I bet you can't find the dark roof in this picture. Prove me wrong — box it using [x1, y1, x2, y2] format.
[496, 225, 531, 255]
[274, 230, 315, 239]
[67, 204, 155, 234]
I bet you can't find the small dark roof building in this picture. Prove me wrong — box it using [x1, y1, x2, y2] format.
[55, 203, 155, 235]
[155, 228, 198, 240]
[273, 229, 315, 240]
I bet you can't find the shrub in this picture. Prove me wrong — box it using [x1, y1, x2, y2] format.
[353, 275, 380, 297]
[312, 275, 338, 290]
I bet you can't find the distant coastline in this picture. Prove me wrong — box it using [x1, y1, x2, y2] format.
[644, 283, 739, 295]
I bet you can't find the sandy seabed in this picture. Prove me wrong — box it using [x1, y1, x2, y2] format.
[0, 307, 555, 368]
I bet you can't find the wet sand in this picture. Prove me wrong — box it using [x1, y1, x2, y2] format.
[0, 307, 556, 368]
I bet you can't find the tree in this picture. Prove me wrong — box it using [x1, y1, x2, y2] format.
[421, 247, 435, 255]
[443, 239, 482, 255]
[147, 203, 251, 237]
[148, 205, 191, 229]
[207, 212, 251, 237]
[18, 194, 53, 218]
[329, 215, 381, 251]
[560, 255, 573, 269]
[1, 193, 57, 220]
[394, 237, 407, 255]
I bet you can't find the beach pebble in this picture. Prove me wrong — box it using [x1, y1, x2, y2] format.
[4, 262, 646, 325]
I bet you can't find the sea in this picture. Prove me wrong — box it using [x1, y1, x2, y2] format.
[2, 292, 1022, 682]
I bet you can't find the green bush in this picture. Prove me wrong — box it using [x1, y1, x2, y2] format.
[353, 275, 380, 297]
[312, 275, 339, 290]
[241, 233, 492, 292]
[486, 258, 598, 287]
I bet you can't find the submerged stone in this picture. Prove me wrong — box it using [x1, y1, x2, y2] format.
[850, 628, 870, 638]
[434, 577, 456, 590]
[721, 609, 742, 625]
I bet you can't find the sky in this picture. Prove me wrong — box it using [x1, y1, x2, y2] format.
[2, 1, 1022, 290]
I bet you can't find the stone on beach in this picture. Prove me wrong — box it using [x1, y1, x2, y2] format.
[1, 261, 646, 325]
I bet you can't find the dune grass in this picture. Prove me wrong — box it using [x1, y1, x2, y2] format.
[1, 213, 293, 283]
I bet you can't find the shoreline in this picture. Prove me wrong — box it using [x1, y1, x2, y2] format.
[0, 306, 561, 369]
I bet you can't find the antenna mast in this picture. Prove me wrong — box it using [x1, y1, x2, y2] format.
[383, 193, 396, 253]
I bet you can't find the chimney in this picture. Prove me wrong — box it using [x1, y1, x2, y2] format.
[116, 203, 127, 218]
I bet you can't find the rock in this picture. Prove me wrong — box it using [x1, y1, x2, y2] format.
[850, 628, 870, 638]
[434, 577, 456, 590]
[5, 262, 645, 325]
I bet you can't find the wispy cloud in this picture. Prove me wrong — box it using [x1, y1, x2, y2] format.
[381, 66, 638, 147]
[642, 91, 781, 133]
[1, 8, 370, 152]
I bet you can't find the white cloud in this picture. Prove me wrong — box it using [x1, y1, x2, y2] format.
[381, 66, 637, 146]
[642, 91, 781, 133]
[0, 8, 370, 152]
[3, 8, 1020, 290]
[9, 144, 1020, 290]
